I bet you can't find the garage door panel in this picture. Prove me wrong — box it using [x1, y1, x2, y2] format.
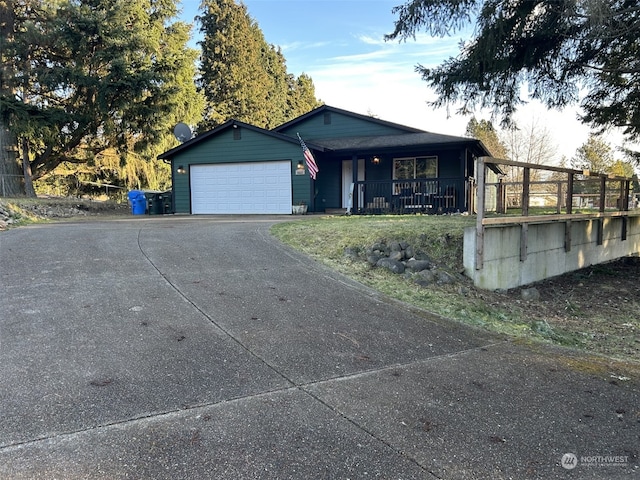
[191, 162, 292, 214]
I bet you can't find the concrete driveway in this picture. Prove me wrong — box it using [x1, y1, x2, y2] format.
[0, 216, 637, 479]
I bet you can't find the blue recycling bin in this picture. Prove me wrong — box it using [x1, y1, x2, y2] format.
[127, 190, 147, 215]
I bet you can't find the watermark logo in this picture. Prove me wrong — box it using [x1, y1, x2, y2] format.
[561, 453, 629, 470]
[561, 453, 577, 470]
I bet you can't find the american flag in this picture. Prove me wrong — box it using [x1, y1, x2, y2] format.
[297, 133, 319, 180]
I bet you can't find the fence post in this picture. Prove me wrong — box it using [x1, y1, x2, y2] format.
[475, 157, 486, 271]
[496, 177, 505, 213]
[621, 179, 630, 211]
[521, 167, 530, 216]
[566, 173, 573, 214]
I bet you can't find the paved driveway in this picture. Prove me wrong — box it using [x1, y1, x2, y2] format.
[0, 217, 637, 479]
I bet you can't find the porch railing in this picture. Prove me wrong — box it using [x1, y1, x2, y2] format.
[352, 178, 466, 214]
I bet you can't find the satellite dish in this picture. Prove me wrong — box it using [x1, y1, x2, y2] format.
[173, 123, 192, 143]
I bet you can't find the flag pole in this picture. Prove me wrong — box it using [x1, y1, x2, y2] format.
[297, 133, 319, 212]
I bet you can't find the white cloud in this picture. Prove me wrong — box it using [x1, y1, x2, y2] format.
[356, 34, 387, 46]
[331, 49, 396, 63]
[279, 40, 336, 53]
[310, 59, 608, 161]
[304, 35, 628, 162]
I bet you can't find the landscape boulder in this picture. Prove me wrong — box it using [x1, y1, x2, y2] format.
[376, 257, 405, 274]
[388, 250, 404, 262]
[343, 247, 360, 260]
[405, 259, 432, 272]
[350, 239, 460, 289]
[521, 287, 541, 301]
[436, 270, 457, 285]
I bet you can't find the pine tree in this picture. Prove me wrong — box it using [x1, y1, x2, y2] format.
[287, 73, 322, 121]
[0, 0, 202, 194]
[387, 0, 640, 143]
[197, 0, 321, 131]
[465, 118, 507, 159]
[198, 0, 270, 130]
[0, 1, 23, 196]
[571, 135, 615, 174]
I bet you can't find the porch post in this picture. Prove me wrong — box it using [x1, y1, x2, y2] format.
[352, 155, 358, 211]
[309, 176, 315, 212]
[461, 149, 468, 211]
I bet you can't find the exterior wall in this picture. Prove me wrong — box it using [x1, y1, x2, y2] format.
[313, 157, 342, 211]
[278, 111, 409, 140]
[463, 216, 640, 290]
[436, 149, 464, 178]
[170, 127, 311, 213]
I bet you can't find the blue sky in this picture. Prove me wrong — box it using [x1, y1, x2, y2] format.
[178, 0, 626, 162]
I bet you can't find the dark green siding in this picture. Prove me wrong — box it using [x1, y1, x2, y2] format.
[436, 149, 464, 178]
[366, 159, 390, 181]
[279, 111, 409, 140]
[169, 127, 311, 213]
[313, 159, 341, 210]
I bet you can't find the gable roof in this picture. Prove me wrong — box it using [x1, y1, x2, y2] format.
[157, 119, 326, 160]
[158, 106, 491, 160]
[272, 104, 425, 134]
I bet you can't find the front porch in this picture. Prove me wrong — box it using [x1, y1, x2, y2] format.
[349, 178, 469, 214]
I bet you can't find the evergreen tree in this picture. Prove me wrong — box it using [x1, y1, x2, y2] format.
[0, 1, 23, 196]
[386, 0, 640, 143]
[261, 44, 290, 128]
[570, 135, 635, 196]
[287, 73, 322, 120]
[198, 0, 270, 130]
[0, 0, 202, 195]
[571, 135, 615, 174]
[197, 0, 321, 131]
[465, 118, 507, 159]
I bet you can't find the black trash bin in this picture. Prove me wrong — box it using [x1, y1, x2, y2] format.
[160, 191, 173, 214]
[147, 192, 164, 215]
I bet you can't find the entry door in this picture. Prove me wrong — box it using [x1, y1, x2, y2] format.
[342, 159, 365, 209]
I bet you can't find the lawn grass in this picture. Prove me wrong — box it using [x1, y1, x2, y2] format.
[271, 214, 473, 269]
[271, 214, 545, 339]
[271, 214, 640, 364]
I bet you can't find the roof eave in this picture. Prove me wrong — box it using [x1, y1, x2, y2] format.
[157, 120, 327, 160]
[272, 104, 426, 134]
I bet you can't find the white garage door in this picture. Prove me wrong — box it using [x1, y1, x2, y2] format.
[190, 161, 292, 214]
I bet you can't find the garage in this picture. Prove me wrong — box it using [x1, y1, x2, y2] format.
[190, 161, 292, 214]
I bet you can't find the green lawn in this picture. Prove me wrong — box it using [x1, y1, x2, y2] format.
[271, 214, 541, 339]
[271, 214, 640, 369]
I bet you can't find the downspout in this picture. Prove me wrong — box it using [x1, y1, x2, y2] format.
[161, 157, 175, 213]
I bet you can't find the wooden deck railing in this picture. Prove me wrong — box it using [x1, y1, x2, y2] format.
[352, 178, 465, 214]
[474, 156, 638, 270]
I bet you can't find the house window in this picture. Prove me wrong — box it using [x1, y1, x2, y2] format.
[324, 112, 331, 125]
[393, 156, 437, 180]
[233, 127, 241, 140]
[393, 156, 438, 194]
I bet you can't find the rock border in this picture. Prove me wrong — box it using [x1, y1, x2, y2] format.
[344, 239, 461, 288]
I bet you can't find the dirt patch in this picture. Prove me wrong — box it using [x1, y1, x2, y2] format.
[0, 197, 129, 229]
[475, 257, 640, 361]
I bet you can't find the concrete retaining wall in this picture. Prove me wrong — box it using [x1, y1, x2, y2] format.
[464, 216, 640, 290]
